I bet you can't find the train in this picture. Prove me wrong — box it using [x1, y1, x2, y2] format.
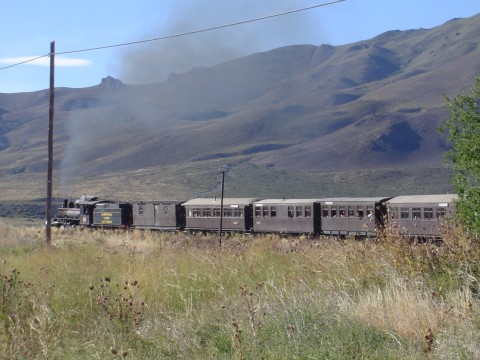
[53, 193, 458, 239]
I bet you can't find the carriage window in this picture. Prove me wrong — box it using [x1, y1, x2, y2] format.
[164, 206, 169, 216]
[263, 206, 269, 217]
[224, 208, 232, 217]
[305, 206, 311, 217]
[331, 208, 337, 217]
[357, 209, 363, 218]
[192, 208, 201, 217]
[424, 208, 433, 220]
[288, 206, 294, 218]
[138, 205, 144, 216]
[436, 207, 446, 218]
[296, 206, 303, 217]
[412, 207, 421, 219]
[339, 207, 346, 217]
[322, 208, 329, 217]
[400, 208, 409, 219]
[348, 208, 355, 217]
[255, 206, 261, 217]
[202, 208, 211, 217]
[271, 206, 277, 217]
[213, 208, 221, 217]
[234, 208, 244, 217]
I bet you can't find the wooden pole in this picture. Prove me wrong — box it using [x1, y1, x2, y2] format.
[218, 170, 225, 247]
[46, 41, 55, 245]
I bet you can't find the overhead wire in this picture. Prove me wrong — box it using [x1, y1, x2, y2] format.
[58, 0, 346, 55]
[0, 0, 470, 174]
[0, 54, 50, 71]
[0, 0, 346, 71]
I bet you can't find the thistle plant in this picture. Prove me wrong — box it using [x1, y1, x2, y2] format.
[92, 276, 145, 332]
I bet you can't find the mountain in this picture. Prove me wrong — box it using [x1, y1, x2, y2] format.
[1, 14, 480, 201]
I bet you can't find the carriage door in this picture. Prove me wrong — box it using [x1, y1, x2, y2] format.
[155, 205, 162, 226]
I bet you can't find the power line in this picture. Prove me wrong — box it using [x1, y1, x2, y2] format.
[57, 0, 346, 55]
[0, 54, 50, 71]
[0, 0, 346, 72]
[2, 0, 462, 157]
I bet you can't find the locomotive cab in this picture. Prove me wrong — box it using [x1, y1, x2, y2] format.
[78, 201, 98, 226]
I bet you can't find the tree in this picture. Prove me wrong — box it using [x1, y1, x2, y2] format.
[441, 75, 480, 237]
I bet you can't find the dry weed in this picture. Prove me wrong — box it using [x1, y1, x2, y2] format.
[336, 274, 479, 352]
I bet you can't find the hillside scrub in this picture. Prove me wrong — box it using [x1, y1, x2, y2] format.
[0, 222, 478, 359]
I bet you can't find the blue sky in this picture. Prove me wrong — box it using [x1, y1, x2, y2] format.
[1, 0, 479, 93]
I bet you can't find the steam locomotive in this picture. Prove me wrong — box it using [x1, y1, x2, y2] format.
[53, 193, 457, 238]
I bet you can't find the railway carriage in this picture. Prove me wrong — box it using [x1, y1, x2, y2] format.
[132, 201, 185, 231]
[386, 194, 457, 238]
[318, 197, 391, 236]
[183, 198, 259, 232]
[253, 199, 321, 234]
[54, 192, 458, 239]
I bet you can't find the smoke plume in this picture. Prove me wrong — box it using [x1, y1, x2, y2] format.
[119, 0, 326, 85]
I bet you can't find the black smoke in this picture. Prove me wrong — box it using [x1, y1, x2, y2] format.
[119, 0, 327, 85]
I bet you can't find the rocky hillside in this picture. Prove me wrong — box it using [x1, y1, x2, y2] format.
[0, 14, 479, 198]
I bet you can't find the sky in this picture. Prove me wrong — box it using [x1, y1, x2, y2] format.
[1, 0, 480, 93]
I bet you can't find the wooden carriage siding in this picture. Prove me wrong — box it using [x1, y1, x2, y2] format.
[253, 199, 323, 234]
[386, 194, 458, 237]
[182, 198, 260, 232]
[318, 197, 391, 236]
[132, 201, 185, 230]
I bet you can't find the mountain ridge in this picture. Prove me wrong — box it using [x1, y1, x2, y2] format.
[1, 14, 480, 200]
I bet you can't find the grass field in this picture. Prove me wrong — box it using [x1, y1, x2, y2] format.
[0, 221, 478, 359]
[0, 158, 454, 204]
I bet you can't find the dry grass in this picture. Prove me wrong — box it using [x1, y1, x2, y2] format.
[0, 221, 478, 359]
[337, 276, 478, 348]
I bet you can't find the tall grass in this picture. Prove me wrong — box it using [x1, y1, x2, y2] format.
[0, 222, 478, 359]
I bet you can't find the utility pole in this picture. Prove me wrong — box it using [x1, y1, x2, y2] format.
[218, 170, 225, 247]
[46, 41, 55, 245]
